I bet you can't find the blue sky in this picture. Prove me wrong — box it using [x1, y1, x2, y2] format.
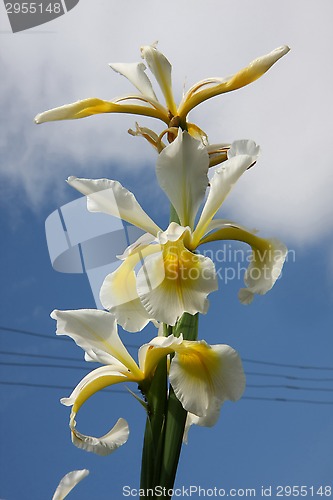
[1, 1, 333, 499]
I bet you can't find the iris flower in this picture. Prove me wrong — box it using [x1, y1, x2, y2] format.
[51, 308, 245, 455]
[35, 43, 289, 143]
[68, 131, 287, 331]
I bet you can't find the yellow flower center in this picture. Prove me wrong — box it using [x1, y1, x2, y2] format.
[163, 238, 201, 284]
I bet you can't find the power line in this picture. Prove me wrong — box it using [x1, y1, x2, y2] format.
[1, 360, 333, 393]
[247, 371, 333, 382]
[1, 351, 333, 382]
[243, 357, 333, 371]
[0, 325, 138, 348]
[0, 361, 89, 371]
[0, 325, 69, 341]
[0, 349, 84, 363]
[2, 324, 333, 371]
[242, 396, 333, 405]
[0, 380, 332, 405]
[247, 384, 333, 392]
[0, 380, 130, 393]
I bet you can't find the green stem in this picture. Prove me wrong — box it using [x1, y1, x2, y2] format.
[158, 386, 188, 496]
[173, 312, 199, 341]
[159, 312, 199, 497]
[140, 358, 168, 498]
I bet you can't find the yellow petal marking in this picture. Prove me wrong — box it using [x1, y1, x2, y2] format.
[35, 98, 169, 124]
[174, 340, 221, 385]
[178, 46, 290, 119]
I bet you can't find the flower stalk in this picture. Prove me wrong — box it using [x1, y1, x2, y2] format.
[140, 358, 168, 494]
[160, 313, 199, 496]
[140, 313, 199, 498]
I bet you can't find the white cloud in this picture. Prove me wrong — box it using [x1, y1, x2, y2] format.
[1, 0, 333, 246]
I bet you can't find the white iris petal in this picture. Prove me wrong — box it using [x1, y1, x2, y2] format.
[109, 62, 158, 102]
[52, 469, 89, 500]
[67, 177, 161, 236]
[156, 130, 209, 229]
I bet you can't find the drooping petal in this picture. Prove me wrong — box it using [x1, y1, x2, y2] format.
[61, 365, 137, 455]
[141, 43, 178, 116]
[35, 97, 168, 124]
[109, 62, 158, 102]
[52, 469, 89, 500]
[136, 224, 217, 325]
[67, 177, 161, 237]
[169, 341, 245, 417]
[210, 345, 246, 401]
[183, 398, 222, 444]
[198, 226, 287, 303]
[178, 46, 290, 118]
[191, 140, 260, 248]
[100, 246, 160, 332]
[156, 131, 209, 229]
[51, 309, 141, 376]
[70, 413, 129, 456]
[60, 367, 137, 410]
[239, 237, 288, 304]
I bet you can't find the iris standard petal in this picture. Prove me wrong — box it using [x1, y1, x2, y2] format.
[191, 141, 259, 248]
[51, 309, 140, 376]
[156, 130, 209, 229]
[141, 43, 177, 116]
[109, 62, 158, 102]
[67, 177, 161, 237]
[52, 469, 89, 500]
